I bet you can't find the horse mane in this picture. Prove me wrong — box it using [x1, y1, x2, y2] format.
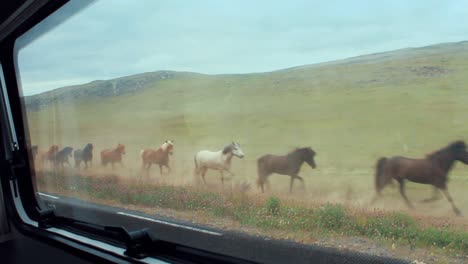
[426, 140, 466, 159]
[222, 144, 233, 154]
[84, 143, 93, 151]
[161, 140, 174, 152]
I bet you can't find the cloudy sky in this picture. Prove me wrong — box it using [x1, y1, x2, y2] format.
[16, 0, 468, 95]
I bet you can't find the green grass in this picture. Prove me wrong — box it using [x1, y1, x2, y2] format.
[37, 171, 468, 253]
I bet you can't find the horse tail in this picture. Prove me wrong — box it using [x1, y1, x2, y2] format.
[375, 157, 388, 194]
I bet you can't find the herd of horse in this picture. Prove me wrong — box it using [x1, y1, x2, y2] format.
[31, 140, 468, 215]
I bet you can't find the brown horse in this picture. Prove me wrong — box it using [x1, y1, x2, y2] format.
[257, 147, 317, 193]
[141, 140, 174, 176]
[39, 145, 59, 166]
[100, 144, 125, 169]
[373, 140, 468, 215]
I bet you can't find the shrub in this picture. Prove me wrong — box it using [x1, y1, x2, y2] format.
[266, 197, 281, 215]
[315, 203, 347, 230]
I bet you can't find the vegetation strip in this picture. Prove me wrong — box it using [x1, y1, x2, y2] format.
[37, 171, 468, 254]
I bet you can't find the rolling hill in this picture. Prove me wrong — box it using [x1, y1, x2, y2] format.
[25, 40, 468, 194]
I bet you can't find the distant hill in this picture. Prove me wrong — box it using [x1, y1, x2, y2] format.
[24, 40, 468, 111]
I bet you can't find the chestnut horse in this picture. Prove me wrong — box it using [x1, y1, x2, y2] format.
[39, 145, 59, 166]
[257, 147, 317, 193]
[141, 140, 174, 176]
[373, 140, 468, 215]
[101, 144, 125, 169]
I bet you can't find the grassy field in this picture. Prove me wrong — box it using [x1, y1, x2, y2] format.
[36, 169, 467, 262]
[25, 41, 468, 259]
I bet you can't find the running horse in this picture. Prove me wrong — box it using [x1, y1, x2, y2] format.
[141, 140, 174, 176]
[53, 146, 73, 167]
[100, 143, 126, 169]
[194, 142, 245, 185]
[39, 145, 59, 166]
[373, 140, 468, 215]
[74, 143, 93, 169]
[257, 147, 317, 193]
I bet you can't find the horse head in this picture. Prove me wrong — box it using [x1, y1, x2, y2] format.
[65, 147, 73, 157]
[163, 140, 174, 155]
[117, 144, 126, 155]
[302, 147, 317, 169]
[223, 142, 244, 158]
[85, 143, 93, 152]
[50, 145, 59, 153]
[451, 140, 468, 164]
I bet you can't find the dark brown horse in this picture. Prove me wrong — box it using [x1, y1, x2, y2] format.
[141, 140, 174, 176]
[53, 146, 73, 168]
[373, 140, 468, 215]
[101, 144, 125, 169]
[74, 143, 93, 169]
[39, 145, 59, 166]
[257, 147, 317, 193]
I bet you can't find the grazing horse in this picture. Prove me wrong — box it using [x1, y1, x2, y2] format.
[53, 147, 73, 167]
[194, 142, 245, 185]
[141, 140, 174, 176]
[373, 140, 468, 215]
[100, 144, 125, 168]
[257, 147, 317, 193]
[74, 143, 93, 169]
[39, 145, 59, 166]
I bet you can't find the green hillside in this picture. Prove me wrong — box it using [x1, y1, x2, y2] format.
[26, 41, 468, 209]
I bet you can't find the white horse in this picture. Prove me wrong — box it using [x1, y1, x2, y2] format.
[194, 142, 245, 185]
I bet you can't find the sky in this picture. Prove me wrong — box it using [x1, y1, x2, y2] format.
[16, 0, 468, 95]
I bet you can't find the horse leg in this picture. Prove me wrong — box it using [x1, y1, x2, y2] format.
[289, 176, 295, 194]
[295, 175, 305, 190]
[265, 179, 271, 192]
[421, 186, 441, 203]
[220, 171, 224, 186]
[398, 180, 414, 209]
[201, 168, 208, 184]
[440, 186, 461, 216]
[159, 165, 163, 177]
[146, 163, 152, 177]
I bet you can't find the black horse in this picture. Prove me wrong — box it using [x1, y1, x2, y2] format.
[373, 140, 468, 215]
[74, 143, 93, 169]
[257, 147, 317, 193]
[54, 146, 73, 167]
